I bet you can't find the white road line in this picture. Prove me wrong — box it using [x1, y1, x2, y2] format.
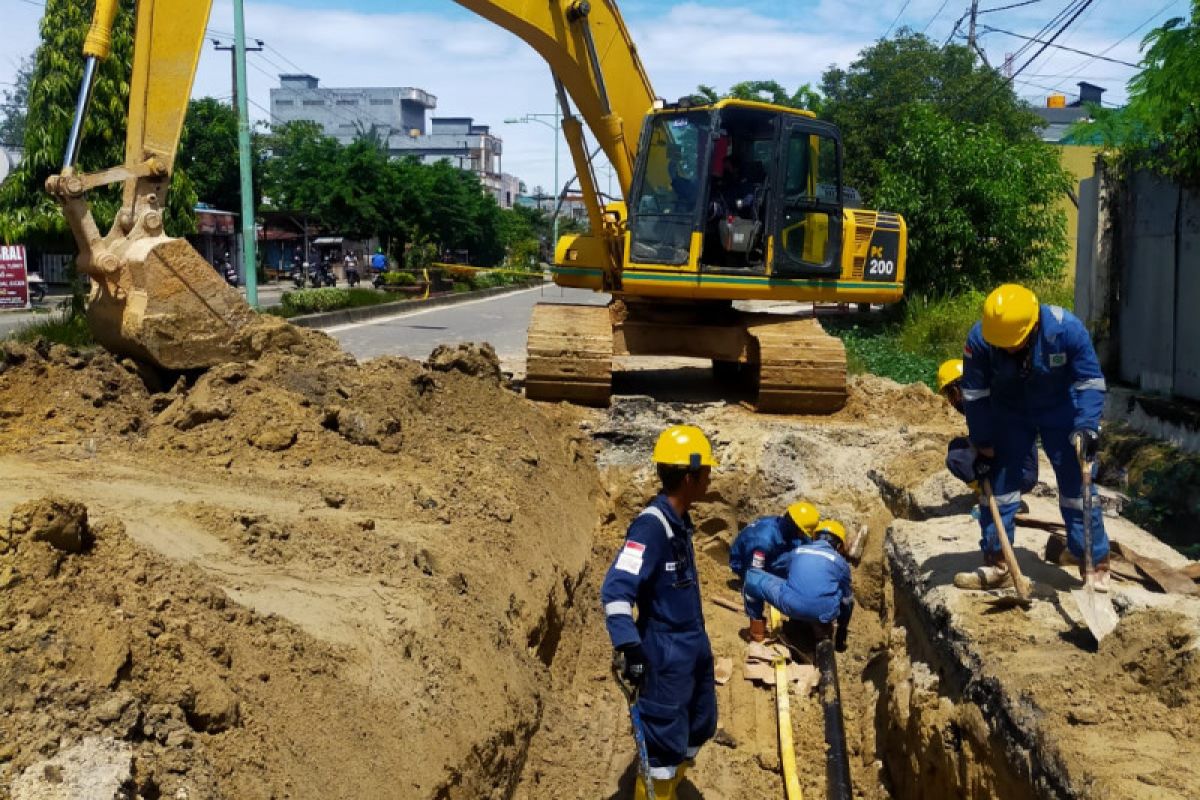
[323, 286, 546, 333]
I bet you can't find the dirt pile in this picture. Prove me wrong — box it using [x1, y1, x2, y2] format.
[0, 328, 601, 799]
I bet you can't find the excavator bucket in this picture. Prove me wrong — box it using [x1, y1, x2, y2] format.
[86, 238, 259, 370]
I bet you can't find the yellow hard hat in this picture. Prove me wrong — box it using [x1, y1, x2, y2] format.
[786, 501, 820, 534]
[814, 519, 847, 544]
[982, 284, 1039, 348]
[936, 359, 964, 394]
[652, 425, 717, 469]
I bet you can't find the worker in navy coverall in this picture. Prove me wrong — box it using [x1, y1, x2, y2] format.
[957, 284, 1110, 591]
[743, 519, 853, 652]
[939, 358, 1039, 496]
[728, 501, 821, 642]
[601, 425, 717, 800]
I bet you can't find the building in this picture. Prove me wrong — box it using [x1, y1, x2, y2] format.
[1031, 82, 1109, 272]
[269, 74, 522, 209]
[1032, 82, 1107, 144]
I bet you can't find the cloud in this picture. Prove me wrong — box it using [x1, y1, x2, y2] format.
[2, 0, 1164, 191]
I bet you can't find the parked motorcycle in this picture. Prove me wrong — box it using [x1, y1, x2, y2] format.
[27, 272, 47, 304]
[292, 264, 307, 289]
[309, 264, 336, 289]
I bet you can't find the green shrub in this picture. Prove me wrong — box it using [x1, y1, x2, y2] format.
[824, 316, 939, 388]
[281, 288, 350, 314]
[452, 282, 471, 293]
[381, 271, 418, 286]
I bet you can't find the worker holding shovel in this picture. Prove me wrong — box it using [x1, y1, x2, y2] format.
[955, 284, 1110, 593]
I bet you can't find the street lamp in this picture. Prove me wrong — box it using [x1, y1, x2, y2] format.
[504, 101, 561, 254]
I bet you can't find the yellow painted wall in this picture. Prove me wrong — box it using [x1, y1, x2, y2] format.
[1058, 145, 1100, 282]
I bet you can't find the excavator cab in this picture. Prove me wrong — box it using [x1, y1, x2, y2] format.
[624, 100, 892, 290]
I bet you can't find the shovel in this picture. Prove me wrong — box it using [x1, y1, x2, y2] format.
[980, 478, 1033, 610]
[1071, 437, 1120, 642]
[612, 654, 655, 797]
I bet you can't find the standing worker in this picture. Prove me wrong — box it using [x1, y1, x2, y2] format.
[939, 359, 1038, 503]
[956, 284, 1110, 591]
[743, 519, 853, 652]
[602, 425, 718, 800]
[728, 501, 821, 642]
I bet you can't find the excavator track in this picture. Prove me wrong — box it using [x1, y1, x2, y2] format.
[746, 314, 848, 414]
[525, 303, 613, 407]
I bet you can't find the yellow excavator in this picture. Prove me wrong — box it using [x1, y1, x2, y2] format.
[51, 0, 906, 411]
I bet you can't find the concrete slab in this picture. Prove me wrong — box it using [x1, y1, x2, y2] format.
[887, 492, 1200, 798]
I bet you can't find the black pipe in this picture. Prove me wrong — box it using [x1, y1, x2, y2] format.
[816, 639, 853, 800]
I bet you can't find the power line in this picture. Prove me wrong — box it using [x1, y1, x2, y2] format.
[978, 0, 1044, 11]
[1048, 0, 1182, 92]
[923, 0, 954, 34]
[979, 25, 1140, 66]
[883, 0, 915, 39]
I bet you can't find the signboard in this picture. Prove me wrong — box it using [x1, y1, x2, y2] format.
[0, 245, 29, 309]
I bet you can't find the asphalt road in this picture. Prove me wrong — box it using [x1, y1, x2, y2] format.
[327, 284, 609, 374]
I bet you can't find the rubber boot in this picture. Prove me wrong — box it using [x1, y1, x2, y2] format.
[634, 774, 680, 800]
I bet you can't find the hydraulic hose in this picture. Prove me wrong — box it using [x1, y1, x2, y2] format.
[816, 639, 853, 800]
[767, 606, 804, 800]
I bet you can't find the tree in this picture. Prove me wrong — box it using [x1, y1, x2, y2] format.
[1073, 1, 1200, 183]
[820, 30, 1042, 201]
[0, 0, 195, 247]
[259, 120, 340, 218]
[695, 80, 822, 113]
[0, 55, 33, 148]
[875, 105, 1071, 296]
[178, 97, 263, 212]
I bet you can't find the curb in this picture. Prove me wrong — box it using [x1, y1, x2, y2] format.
[287, 282, 541, 329]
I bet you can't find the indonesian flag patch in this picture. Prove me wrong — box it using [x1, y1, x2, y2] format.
[615, 540, 645, 575]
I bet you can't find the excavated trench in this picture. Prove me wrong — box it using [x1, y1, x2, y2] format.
[511, 385, 1072, 799]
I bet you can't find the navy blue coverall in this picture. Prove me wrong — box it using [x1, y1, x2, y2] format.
[728, 515, 811, 579]
[601, 495, 717, 780]
[961, 304, 1109, 565]
[945, 435, 1038, 493]
[743, 539, 854, 631]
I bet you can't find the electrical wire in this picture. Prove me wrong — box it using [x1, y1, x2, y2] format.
[1048, 0, 1183, 92]
[978, 0, 1045, 12]
[979, 25, 1140, 66]
[923, 0, 954, 34]
[883, 0, 916, 39]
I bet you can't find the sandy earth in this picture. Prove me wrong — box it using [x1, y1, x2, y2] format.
[1, 325, 1198, 800]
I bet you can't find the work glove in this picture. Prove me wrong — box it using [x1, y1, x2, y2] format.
[1071, 428, 1100, 462]
[834, 628, 848, 654]
[615, 643, 648, 688]
[972, 453, 994, 482]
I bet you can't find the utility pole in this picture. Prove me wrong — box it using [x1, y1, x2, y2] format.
[966, 0, 980, 58]
[213, 19, 263, 307]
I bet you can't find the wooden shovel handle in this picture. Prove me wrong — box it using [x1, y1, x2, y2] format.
[982, 478, 1031, 601]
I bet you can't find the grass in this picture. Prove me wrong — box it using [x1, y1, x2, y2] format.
[10, 303, 94, 348]
[826, 278, 1077, 389]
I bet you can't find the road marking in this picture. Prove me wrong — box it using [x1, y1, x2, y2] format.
[323, 286, 546, 333]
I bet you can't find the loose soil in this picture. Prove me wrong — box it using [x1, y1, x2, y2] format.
[3, 325, 1199, 799]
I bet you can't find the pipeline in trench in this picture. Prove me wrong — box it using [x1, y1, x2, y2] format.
[503, 397, 1073, 800]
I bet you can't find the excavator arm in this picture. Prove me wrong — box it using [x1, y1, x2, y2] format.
[452, 0, 655, 202]
[48, 0, 258, 370]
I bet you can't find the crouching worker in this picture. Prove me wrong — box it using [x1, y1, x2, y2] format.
[743, 520, 853, 652]
[601, 425, 718, 800]
[939, 358, 1038, 499]
[729, 501, 821, 642]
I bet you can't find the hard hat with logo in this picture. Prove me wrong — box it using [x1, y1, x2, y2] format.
[982, 284, 1039, 348]
[652, 425, 717, 470]
[936, 359, 964, 394]
[786, 501, 820, 534]
[814, 519, 847, 545]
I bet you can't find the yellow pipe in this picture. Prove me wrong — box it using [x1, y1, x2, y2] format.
[768, 605, 804, 800]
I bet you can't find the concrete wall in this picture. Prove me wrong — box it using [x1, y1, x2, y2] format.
[1077, 164, 1200, 406]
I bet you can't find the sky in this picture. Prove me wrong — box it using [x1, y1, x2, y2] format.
[0, 0, 1189, 194]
